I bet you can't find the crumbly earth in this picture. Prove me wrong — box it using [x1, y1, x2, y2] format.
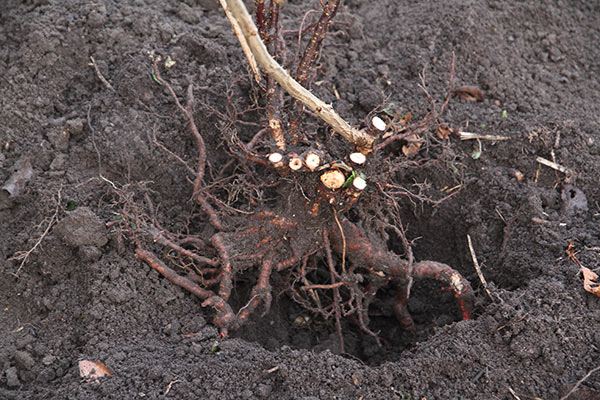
[1, 0, 599, 399]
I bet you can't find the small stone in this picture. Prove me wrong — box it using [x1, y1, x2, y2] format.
[178, 3, 201, 24]
[14, 350, 35, 370]
[561, 185, 588, 216]
[510, 335, 541, 359]
[66, 118, 85, 136]
[256, 383, 272, 398]
[36, 367, 56, 382]
[112, 351, 126, 362]
[78, 245, 102, 262]
[50, 154, 68, 171]
[197, 0, 221, 11]
[6, 366, 20, 387]
[46, 130, 70, 151]
[41, 355, 56, 366]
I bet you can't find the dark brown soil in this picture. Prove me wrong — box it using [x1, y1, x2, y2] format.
[1, 0, 600, 399]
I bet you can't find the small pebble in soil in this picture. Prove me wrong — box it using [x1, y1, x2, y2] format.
[5, 366, 20, 387]
[14, 350, 35, 370]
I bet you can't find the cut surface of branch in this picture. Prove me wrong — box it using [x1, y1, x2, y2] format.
[268, 152, 282, 162]
[305, 152, 321, 171]
[352, 176, 367, 190]
[320, 169, 345, 190]
[289, 155, 303, 170]
[349, 152, 366, 165]
[221, 0, 375, 150]
[371, 116, 387, 132]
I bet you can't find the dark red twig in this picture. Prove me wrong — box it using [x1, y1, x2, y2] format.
[295, 0, 341, 87]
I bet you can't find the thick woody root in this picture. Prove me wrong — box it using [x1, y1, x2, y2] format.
[136, 211, 299, 337]
[136, 208, 472, 339]
[328, 217, 473, 330]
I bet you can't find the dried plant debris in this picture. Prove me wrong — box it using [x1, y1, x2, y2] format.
[454, 86, 484, 102]
[2, 157, 33, 197]
[566, 242, 600, 297]
[79, 360, 112, 382]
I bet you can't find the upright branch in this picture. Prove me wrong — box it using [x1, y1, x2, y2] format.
[221, 0, 376, 151]
[255, 0, 268, 40]
[220, 0, 261, 84]
[295, 0, 341, 87]
[257, 1, 288, 150]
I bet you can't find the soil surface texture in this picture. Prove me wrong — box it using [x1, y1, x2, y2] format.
[1, 0, 600, 399]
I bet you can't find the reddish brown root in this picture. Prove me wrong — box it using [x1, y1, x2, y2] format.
[135, 248, 215, 301]
[329, 217, 473, 323]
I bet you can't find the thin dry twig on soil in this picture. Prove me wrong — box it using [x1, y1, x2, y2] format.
[460, 131, 510, 141]
[536, 156, 571, 175]
[220, 0, 375, 150]
[560, 364, 600, 400]
[508, 387, 522, 400]
[467, 234, 495, 301]
[10, 187, 62, 277]
[164, 379, 182, 396]
[89, 56, 115, 92]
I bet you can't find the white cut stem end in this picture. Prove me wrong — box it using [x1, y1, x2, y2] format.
[305, 152, 320, 171]
[372, 116, 387, 132]
[352, 176, 367, 190]
[289, 157, 303, 171]
[268, 152, 283, 167]
[349, 152, 366, 165]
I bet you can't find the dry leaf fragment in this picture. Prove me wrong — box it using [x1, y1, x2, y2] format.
[2, 157, 33, 197]
[566, 241, 600, 296]
[514, 170, 524, 182]
[402, 134, 422, 158]
[580, 266, 600, 296]
[454, 86, 484, 102]
[437, 124, 456, 140]
[79, 360, 111, 382]
[397, 111, 411, 125]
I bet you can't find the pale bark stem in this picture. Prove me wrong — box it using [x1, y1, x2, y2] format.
[222, 0, 375, 151]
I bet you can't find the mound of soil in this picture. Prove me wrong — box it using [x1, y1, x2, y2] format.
[1, 0, 599, 399]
